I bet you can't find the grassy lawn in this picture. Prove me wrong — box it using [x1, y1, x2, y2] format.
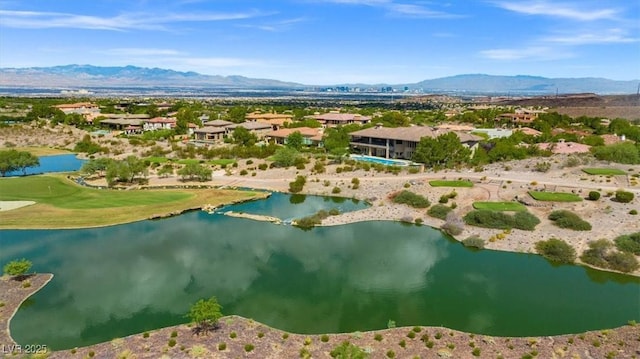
[429, 180, 474, 188]
[8, 147, 72, 156]
[472, 201, 527, 211]
[0, 175, 267, 229]
[581, 168, 627, 176]
[528, 191, 583, 202]
[145, 157, 236, 166]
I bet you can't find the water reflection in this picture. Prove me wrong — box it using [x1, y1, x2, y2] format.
[1, 196, 639, 350]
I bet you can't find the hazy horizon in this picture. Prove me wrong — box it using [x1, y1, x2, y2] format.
[1, 1, 638, 85]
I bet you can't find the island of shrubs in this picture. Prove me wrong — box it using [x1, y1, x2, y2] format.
[463, 209, 540, 231]
[548, 210, 592, 231]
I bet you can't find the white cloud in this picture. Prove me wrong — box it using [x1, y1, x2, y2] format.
[479, 46, 574, 61]
[0, 9, 269, 31]
[492, 1, 619, 21]
[544, 29, 638, 45]
[237, 17, 308, 32]
[315, 0, 461, 18]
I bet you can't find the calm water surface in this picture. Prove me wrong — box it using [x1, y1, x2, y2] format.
[6, 154, 84, 177]
[1, 194, 638, 350]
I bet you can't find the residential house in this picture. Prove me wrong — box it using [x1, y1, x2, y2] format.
[98, 114, 149, 131]
[434, 124, 475, 132]
[203, 119, 234, 127]
[514, 127, 542, 137]
[266, 127, 323, 146]
[143, 117, 176, 131]
[536, 140, 591, 154]
[495, 108, 545, 125]
[349, 126, 482, 160]
[305, 112, 371, 128]
[471, 128, 513, 139]
[226, 122, 273, 139]
[245, 112, 293, 130]
[54, 102, 100, 115]
[194, 127, 226, 142]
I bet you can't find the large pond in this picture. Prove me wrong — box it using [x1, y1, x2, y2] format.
[1, 193, 639, 350]
[6, 154, 84, 177]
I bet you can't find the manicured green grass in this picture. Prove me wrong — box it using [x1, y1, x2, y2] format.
[429, 180, 474, 188]
[472, 201, 526, 211]
[0, 175, 190, 209]
[581, 168, 626, 176]
[0, 175, 266, 228]
[528, 191, 583, 202]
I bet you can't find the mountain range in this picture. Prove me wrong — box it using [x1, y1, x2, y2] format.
[0, 64, 638, 94]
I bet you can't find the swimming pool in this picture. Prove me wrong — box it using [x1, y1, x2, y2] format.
[350, 154, 412, 166]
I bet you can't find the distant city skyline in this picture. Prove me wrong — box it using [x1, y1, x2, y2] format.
[0, 0, 638, 85]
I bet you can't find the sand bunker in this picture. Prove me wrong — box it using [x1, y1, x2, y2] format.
[0, 201, 36, 211]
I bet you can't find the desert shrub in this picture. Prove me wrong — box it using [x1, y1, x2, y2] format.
[313, 161, 326, 173]
[472, 348, 481, 357]
[463, 210, 539, 230]
[374, 334, 383, 341]
[442, 211, 464, 235]
[321, 334, 330, 342]
[168, 339, 176, 347]
[535, 238, 576, 264]
[329, 341, 368, 358]
[239, 169, 248, 176]
[332, 186, 341, 194]
[534, 161, 551, 172]
[258, 332, 264, 338]
[289, 175, 306, 193]
[462, 235, 485, 249]
[258, 163, 268, 170]
[230, 332, 237, 339]
[615, 190, 634, 203]
[614, 232, 640, 255]
[143, 332, 149, 338]
[587, 191, 600, 201]
[415, 218, 423, 225]
[407, 331, 416, 339]
[606, 252, 640, 273]
[392, 190, 430, 208]
[171, 330, 178, 338]
[244, 344, 254, 352]
[427, 204, 453, 220]
[581, 239, 612, 268]
[218, 343, 226, 350]
[630, 209, 638, 215]
[294, 210, 331, 230]
[548, 210, 592, 231]
[564, 156, 581, 167]
[386, 350, 396, 358]
[439, 195, 449, 204]
[329, 208, 340, 216]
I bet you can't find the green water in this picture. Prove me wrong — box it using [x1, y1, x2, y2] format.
[1, 193, 639, 350]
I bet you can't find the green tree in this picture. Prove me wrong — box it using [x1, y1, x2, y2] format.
[3, 258, 33, 279]
[157, 164, 174, 178]
[412, 132, 471, 168]
[323, 126, 350, 157]
[380, 111, 409, 127]
[187, 296, 223, 332]
[226, 106, 248, 123]
[232, 126, 258, 146]
[175, 108, 196, 135]
[0, 150, 39, 176]
[272, 147, 301, 167]
[81, 158, 114, 177]
[0, 150, 20, 176]
[286, 131, 305, 150]
[591, 142, 640, 164]
[177, 163, 212, 182]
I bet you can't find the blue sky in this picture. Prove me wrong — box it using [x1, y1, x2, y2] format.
[0, 0, 638, 84]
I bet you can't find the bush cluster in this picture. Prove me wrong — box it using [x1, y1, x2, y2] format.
[615, 190, 634, 203]
[548, 210, 592, 231]
[294, 209, 341, 230]
[614, 232, 640, 255]
[392, 190, 430, 208]
[535, 238, 576, 264]
[463, 210, 540, 231]
[289, 175, 306, 193]
[427, 204, 453, 220]
[587, 191, 600, 201]
[462, 235, 485, 249]
[581, 239, 639, 273]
